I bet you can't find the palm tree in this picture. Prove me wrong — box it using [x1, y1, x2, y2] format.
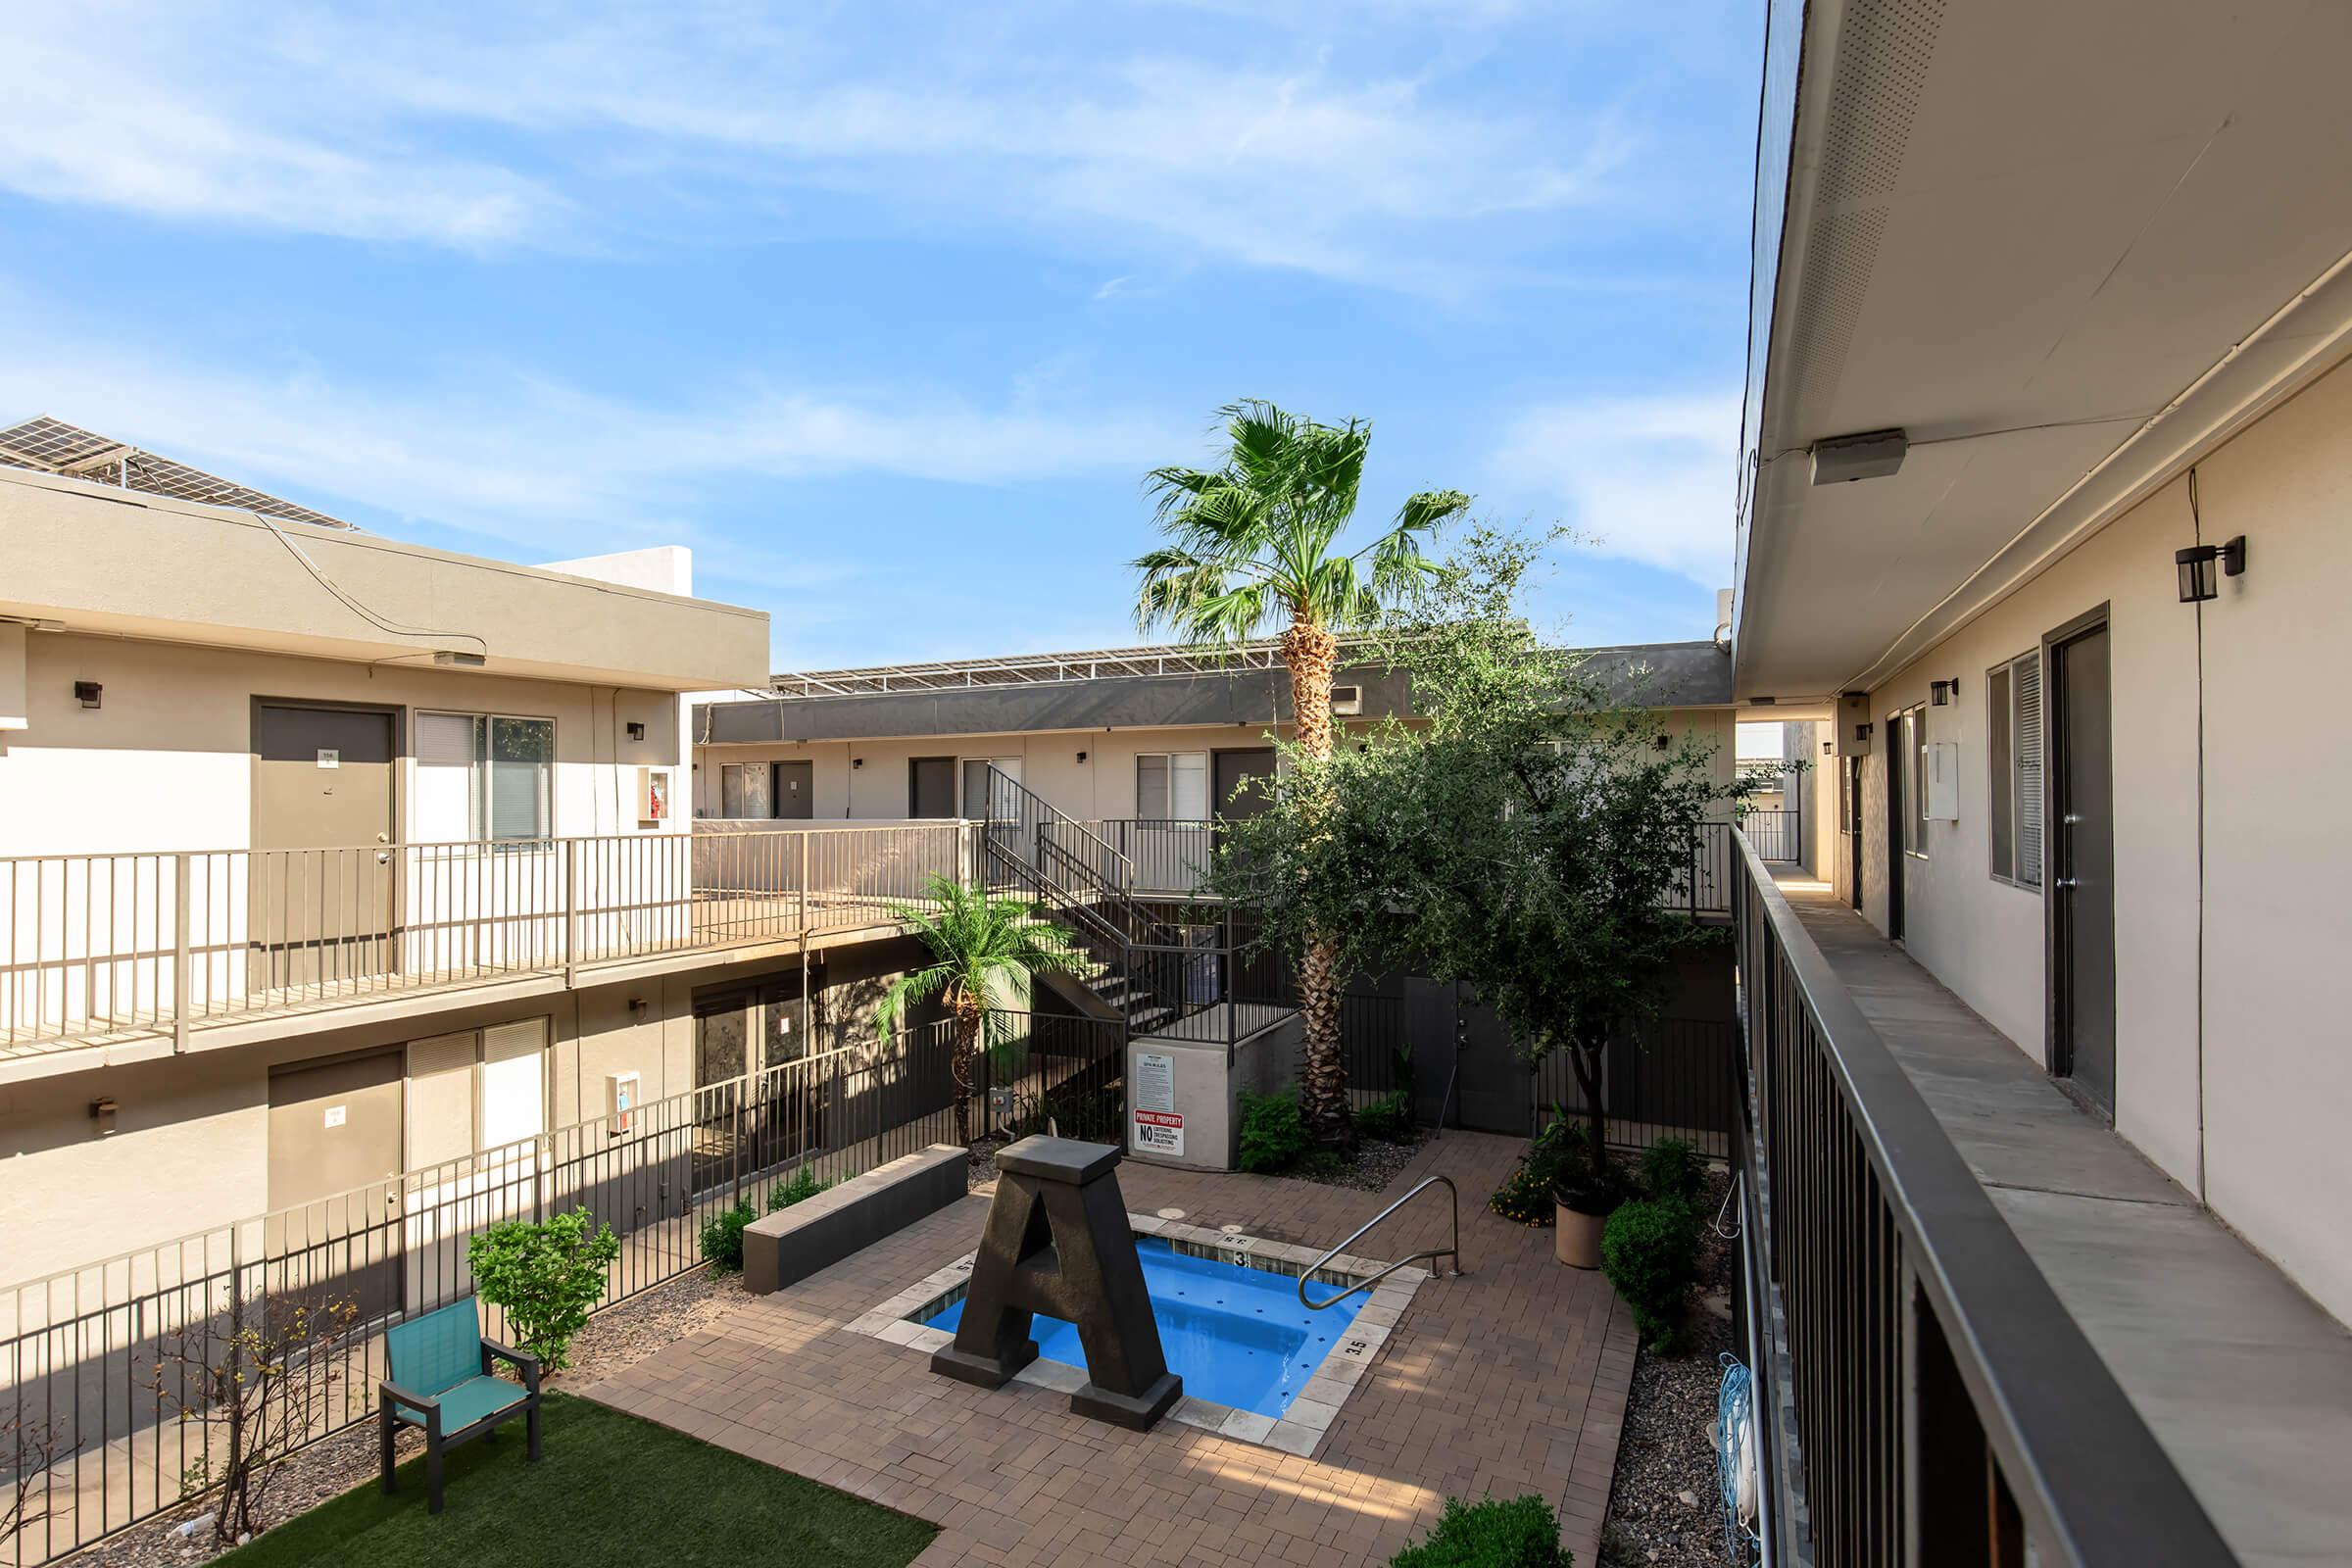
[1135, 400, 1470, 1147]
[875, 875, 1089, 1149]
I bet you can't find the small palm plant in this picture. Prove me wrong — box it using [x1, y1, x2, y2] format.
[876, 875, 1089, 1149]
[1137, 399, 1469, 1147]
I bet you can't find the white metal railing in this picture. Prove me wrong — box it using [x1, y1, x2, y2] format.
[0, 825, 977, 1055]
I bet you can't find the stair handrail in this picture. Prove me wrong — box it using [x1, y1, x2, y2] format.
[1297, 1174, 1461, 1310]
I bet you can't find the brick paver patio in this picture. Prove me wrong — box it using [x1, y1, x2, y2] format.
[584, 1131, 1637, 1567]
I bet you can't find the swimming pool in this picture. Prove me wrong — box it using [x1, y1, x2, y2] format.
[918, 1236, 1365, 1418]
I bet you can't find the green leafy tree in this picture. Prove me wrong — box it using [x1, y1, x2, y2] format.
[876, 875, 1088, 1148]
[466, 1208, 621, 1372]
[1212, 526, 1750, 1172]
[1135, 400, 1469, 1147]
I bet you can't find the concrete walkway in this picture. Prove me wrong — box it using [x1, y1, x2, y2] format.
[1773, 873, 2352, 1567]
[583, 1132, 1639, 1568]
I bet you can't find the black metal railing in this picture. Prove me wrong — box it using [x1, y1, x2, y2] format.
[0, 1010, 1121, 1567]
[1731, 830, 2228, 1566]
[1740, 808, 1799, 862]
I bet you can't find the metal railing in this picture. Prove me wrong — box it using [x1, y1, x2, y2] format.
[1297, 1175, 1460, 1310]
[1731, 829, 2229, 1565]
[1085, 820, 1215, 897]
[1740, 808, 1799, 863]
[0, 1008, 1123, 1567]
[0, 825, 974, 1056]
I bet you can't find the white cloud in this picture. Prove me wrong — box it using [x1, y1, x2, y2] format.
[0, 3, 1638, 292]
[0, 333, 1181, 560]
[1494, 392, 1741, 586]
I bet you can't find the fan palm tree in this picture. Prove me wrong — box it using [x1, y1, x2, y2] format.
[875, 875, 1089, 1149]
[1135, 400, 1470, 1146]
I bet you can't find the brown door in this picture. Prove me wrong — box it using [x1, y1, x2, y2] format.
[251, 704, 398, 993]
[2049, 621, 2116, 1113]
[1212, 748, 1276, 819]
[267, 1050, 404, 1322]
[908, 756, 956, 818]
[774, 760, 814, 819]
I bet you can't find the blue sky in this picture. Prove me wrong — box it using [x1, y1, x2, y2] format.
[0, 1, 1760, 673]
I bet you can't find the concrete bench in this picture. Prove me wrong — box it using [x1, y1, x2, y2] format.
[744, 1145, 970, 1295]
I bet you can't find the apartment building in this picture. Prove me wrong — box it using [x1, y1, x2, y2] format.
[0, 425, 953, 1286]
[1728, 2, 2352, 1561]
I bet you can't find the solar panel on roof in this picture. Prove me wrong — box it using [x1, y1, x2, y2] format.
[0, 415, 356, 530]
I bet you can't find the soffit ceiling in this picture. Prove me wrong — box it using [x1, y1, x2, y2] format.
[1736, 0, 2352, 699]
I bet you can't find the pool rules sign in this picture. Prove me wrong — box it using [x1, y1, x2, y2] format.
[1132, 1051, 1183, 1156]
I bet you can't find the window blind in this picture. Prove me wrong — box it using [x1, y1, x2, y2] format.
[2014, 656, 2043, 888]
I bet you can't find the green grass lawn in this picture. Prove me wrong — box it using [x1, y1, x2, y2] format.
[220, 1393, 936, 1568]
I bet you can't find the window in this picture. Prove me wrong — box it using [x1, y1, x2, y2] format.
[405, 1017, 549, 1169]
[720, 761, 772, 818]
[960, 757, 1021, 819]
[1137, 752, 1209, 820]
[416, 712, 553, 842]
[1986, 653, 2043, 887]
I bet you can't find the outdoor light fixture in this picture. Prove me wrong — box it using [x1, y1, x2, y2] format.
[1076, 751, 1088, 763]
[1930, 679, 1957, 707]
[2176, 536, 2247, 603]
[89, 1098, 117, 1135]
[1809, 428, 1909, 485]
[73, 681, 100, 709]
[1855, 722, 1875, 743]
[852, 757, 863, 769]
[626, 721, 646, 741]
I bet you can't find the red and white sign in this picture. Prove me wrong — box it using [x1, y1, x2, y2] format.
[1133, 1108, 1184, 1157]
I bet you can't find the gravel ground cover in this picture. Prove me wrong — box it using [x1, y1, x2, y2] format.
[1600, 1169, 1740, 1567]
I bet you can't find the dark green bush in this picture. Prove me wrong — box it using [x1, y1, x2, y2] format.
[1491, 1111, 1596, 1227]
[1489, 1160, 1556, 1227]
[1601, 1195, 1702, 1350]
[1639, 1137, 1705, 1205]
[1355, 1091, 1414, 1142]
[767, 1163, 830, 1211]
[1388, 1494, 1569, 1567]
[698, 1200, 758, 1274]
[1238, 1089, 1307, 1173]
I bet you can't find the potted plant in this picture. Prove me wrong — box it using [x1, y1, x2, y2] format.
[1550, 1151, 1622, 1269]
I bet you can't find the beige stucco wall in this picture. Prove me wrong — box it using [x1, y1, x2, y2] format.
[698, 709, 1740, 823]
[1844, 355, 2352, 1322]
[0, 632, 686, 856]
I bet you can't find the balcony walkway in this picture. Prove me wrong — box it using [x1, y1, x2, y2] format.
[585, 1132, 1637, 1568]
[1768, 867, 2352, 1568]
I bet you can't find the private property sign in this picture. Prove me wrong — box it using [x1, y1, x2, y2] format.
[1132, 1052, 1181, 1155]
[1133, 1109, 1184, 1156]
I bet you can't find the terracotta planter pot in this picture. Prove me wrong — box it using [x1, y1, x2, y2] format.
[1554, 1202, 1607, 1269]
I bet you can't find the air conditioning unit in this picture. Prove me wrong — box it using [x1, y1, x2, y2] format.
[1330, 684, 1362, 716]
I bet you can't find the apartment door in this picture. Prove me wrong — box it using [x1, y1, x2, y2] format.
[774, 760, 814, 819]
[908, 757, 956, 818]
[1847, 758, 1864, 910]
[267, 1050, 404, 1321]
[251, 703, 398, 993]
[1883, 723, 1905, 941]
[2048, 619, 2117, 1114]
[1213, 748, 1276, 820]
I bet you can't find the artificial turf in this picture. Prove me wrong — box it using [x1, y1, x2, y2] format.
[219, 1393, 937, 1568]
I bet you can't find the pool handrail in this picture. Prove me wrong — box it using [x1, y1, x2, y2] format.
[1297, 1174, 1461, 1310]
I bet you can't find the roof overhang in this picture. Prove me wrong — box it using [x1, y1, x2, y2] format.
[0, 467, 769, 692]
[1734, 0, 2352, 700]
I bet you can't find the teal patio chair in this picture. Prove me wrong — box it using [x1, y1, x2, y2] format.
[378, 1295, 541, 1513]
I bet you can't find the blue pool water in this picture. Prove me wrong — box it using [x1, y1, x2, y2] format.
[920, 1237, 1362, 1418]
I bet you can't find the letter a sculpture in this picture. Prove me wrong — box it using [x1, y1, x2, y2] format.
[931, 1135, 1182, 1430]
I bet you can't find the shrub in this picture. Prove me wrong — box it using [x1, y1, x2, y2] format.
[1638, 1137, 1705, 1205]
[767, 1163, 830, 1211]
[1490, 1111, 1596, 1227]
[1388, 1494, 1569, 1567]
[1238, 1089, 1307, 1174]
[466, 1207, 622, 1372]
[1488, 1160, 1556, 1227]
[698, 1200, 758, 1274]
[1355, 1091, 1413, 1142]
[1601, 1195, 1702, 1350]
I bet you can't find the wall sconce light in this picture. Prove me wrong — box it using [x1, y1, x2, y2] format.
[89, 1097, 118, 1135]
[1929, 679, 1957, 707]
[1855, 722, 1875, 743]
[625, 721, 646, 741]
[74, 681, 101, 709]
[2176, 536, 2247, 603]
[852, 757, 864, 769]
[1076, 751, 1089, 763]
[627, 997, 650, 1020]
